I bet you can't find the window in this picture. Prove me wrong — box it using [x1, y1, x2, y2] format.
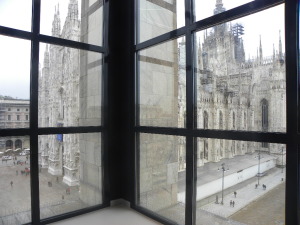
[0, 0, 298, 225]
[0, 0, 106, 224]
[261, 99, 269, 131]
[135, 0, 297, 225]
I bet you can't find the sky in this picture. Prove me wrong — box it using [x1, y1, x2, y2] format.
[0, 0, 285, 99]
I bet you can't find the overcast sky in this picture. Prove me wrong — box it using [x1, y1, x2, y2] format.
[0, 0, 285, 99]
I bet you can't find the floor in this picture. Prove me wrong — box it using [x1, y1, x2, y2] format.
[50, 202, 162, 225]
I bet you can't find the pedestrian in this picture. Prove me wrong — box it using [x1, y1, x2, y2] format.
[230, 200, 232, 207]
[232, 201, 235, 207]
[13, 161, 15, 165]
[265, 184, 267, 190]
[10, 181, 13, 187]
[234, 191, 237, 198]
[255, 184, 258, 189]
[62, 195, 64, 200]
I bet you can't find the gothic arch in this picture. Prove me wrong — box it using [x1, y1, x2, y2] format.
[204, 111, 208, 129]
[219, 111, 223, 129]
[232, 111, 236, 129]
[261, 99, 269, 147]
[261, 99, 268, 131]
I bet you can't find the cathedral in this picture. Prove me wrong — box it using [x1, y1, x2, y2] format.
[39, 0, 81, 186]
[38, 0, 286, 197]
[178, 0, 286, 170]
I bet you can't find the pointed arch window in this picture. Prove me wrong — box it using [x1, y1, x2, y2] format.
[261, 99, 268, 131]
[219, 111, 223, 129]
[232, 112, 236, 129]
[204, 111, 208, 129]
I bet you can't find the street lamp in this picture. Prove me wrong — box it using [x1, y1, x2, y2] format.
[218, 163, 229, 205]
[255, 150, 263, 186]
[281, 147, 284, 173]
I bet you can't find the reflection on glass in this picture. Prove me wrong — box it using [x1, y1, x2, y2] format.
[195, 0, 253, 22]
[138, 0, 185, 43]
[39, 133, 102, 219]
[41, 0, 103, 46]
[0, 0, 32, 31]
[139, 38, 185, 127]
[138, 133, 185, 224]
[195, 138, 285, 225]
[193, 5, 285, 132]
[0, 136, 31, 224]
[39, 43, 102, 127]
[0, 36, 30, 129]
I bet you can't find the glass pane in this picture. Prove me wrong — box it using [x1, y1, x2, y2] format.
[39, 133, 102, 219]
[39, 43, 102, 127]
[196, 138, 285, 225]
[41, 0, 103, 46]
[138, 133, 186, 224]
[138, 0, 185, 43]
[195, 0, 253, 22]
[139, 38, 186, 127]
[0, 136, 31, 224]
[0, 0, 32, 31]
[0, 36, 30, 129]
[194, 5, 285, 132]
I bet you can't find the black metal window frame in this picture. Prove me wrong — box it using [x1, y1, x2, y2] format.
[0, 0, 110, 224]
[132, 0, 299, 225]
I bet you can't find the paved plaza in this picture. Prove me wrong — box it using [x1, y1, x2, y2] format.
[160, 166, 285, 225]
[0, 156, 87, 225]
[199, 168, 285, 218]
[0, 155, 285, 225]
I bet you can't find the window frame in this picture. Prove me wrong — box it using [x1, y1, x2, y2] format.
[0, 0, 109, 224]
[132, 0, 299, 225]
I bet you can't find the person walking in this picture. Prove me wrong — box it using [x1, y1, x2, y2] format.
[230, 200, 233, 207]
[10, 181, 13, 187]
[234, 191, 237, 198]
[232, 201, 235, 207]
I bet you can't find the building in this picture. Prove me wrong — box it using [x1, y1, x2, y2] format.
[0, 0, 298, 224]
[38, 0, 102, 206]
[0, 97, 30, 152]
[178, 1, 286, 171]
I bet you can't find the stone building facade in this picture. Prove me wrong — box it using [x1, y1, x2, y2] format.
[39, 0, 81, 186]
[178, 0, 286, 170]
[39, 0, 103, 206]
[0, 97, 30, 152]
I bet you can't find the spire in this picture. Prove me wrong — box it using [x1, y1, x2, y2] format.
[52, 4, 61, 37]
[214, 0, 226, 15]
[273, 43, 275, 61]
[198, 37, 203, 69]
[216, 0, 223, 7]
[279, 30, 283, 60]
[68, 0, 79, 20]
[259, 35, 263, 63]
[43, 44, 49, 68]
